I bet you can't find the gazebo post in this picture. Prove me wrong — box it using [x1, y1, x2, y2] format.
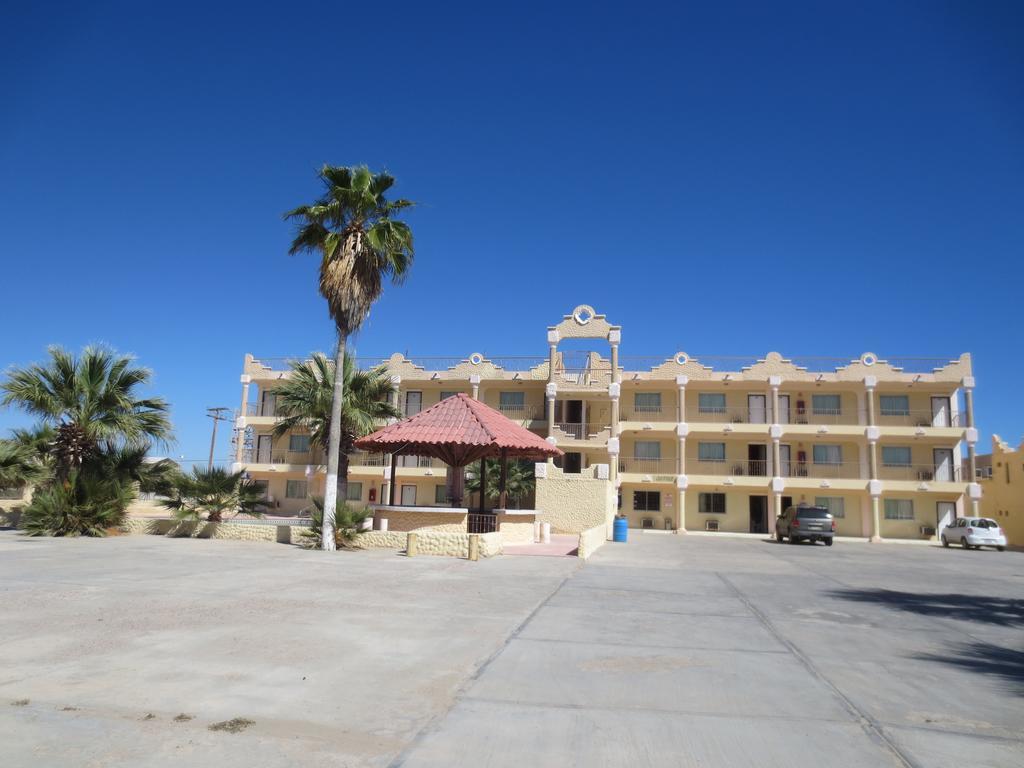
[498, 448, 509, 510]
[478, 457, 487, 514]
[389, 452, 399, 506]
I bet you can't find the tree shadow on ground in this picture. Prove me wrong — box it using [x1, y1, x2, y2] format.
[827, 588, 1024, 627]
[918, 641, 1024, 696]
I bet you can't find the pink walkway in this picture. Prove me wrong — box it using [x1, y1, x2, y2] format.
[502, 534, 579, 557]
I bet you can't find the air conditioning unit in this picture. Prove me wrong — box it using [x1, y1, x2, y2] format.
[705, 519, 720, 532]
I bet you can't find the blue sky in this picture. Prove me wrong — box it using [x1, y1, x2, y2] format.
[1, 1, 1022, 464]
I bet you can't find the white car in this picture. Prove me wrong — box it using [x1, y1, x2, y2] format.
[941, 518, 1007, 551]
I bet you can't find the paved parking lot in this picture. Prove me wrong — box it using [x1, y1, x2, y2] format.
[1, 531, 1022, 767]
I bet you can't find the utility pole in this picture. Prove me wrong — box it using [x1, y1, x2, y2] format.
[206, 407, 231, 470]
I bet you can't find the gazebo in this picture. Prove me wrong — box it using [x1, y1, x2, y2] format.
[354, 393, 563, 514]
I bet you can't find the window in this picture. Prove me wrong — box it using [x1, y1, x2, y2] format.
[404, 391, 422, 416]
[440, 391, 459, 401]
[346, 482, 362, 502]
[634, 441, 662, 460]
[498, 391, 525, 411]
[434, 484, 448, 504]
[882, 446, 912, 466]
[812, 445, 842, 465]
[288, 434, 311, 453]
[812, 394, 841, 415]
[698, 442, 726, 462]
[815, 496, 845, 518]
[250, 480, 268, 499]
[698, 492, 726, 514]
[633, 491, 660, 511]
[634, 392, 662, 413]
[285, 480, 308, 499]
[884, 498, 914, 520]
[698, 393, 726, 414]
[879, 395, 910, 416]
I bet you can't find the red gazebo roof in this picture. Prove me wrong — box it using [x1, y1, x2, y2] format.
[354, 393, 563, 467]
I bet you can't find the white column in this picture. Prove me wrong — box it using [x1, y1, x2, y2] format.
[609, 329, 621, 384]
[235, 375, 251, 464]
[470, 374, 481, 400]
[547, 329, 559, 383]
[546, 382, 557, 440]
[676, 375, 688, 423]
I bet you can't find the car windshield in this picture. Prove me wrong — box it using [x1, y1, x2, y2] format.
[976, 519, 999, 529]
[797, 508, 831, 519]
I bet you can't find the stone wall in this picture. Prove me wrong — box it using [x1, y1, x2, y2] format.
[373, 509, 468, 532]
[577, 523, 608, 560]
[535, 464, 615, 534]
[121, 517, 308, 544]
[497, 513, 536, 543]
[358, 529, 502, 558]
[358, 530, 408, 549]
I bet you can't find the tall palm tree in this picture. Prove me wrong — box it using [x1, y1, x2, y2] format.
[271, 353, 400, 502]
[466, 459, 536, 510]
[285, 165, 414, 550]
[1, 346, 173, 482]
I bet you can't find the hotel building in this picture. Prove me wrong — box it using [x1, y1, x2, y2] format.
[231, 305, 980, 541]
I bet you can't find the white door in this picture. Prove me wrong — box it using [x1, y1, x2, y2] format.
[748, 395, 767, 424]
[256, 434, 272, 463]
[777, 395, 790, 424]
[933, 448, 954, 482]
[931, 396, 951, 427]
[260, 390, 276, 417]
[405, 391, 422, 417]
[936, 501, 955, 532]
[779, 444, 791, 477]
[400, 485, 417, 506]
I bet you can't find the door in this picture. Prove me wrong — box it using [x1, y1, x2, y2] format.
[748, 394, 767, 424]
[405, 391, 422, 417]
[748, 444, 767, 476]
[931, 396, 951, 427]
[779, 445, 792, 477]
[400, 484, 417, 506]
[933, 448, 954, 482]
[777, 395, 791, 425]
[749, 496, 768, 533]
[260, 390, 276, 417]
[563, 452, 582, 474]
[565, 400, 583, 423]
[256, 434, 272, 463]
[936, 501, 955, 533]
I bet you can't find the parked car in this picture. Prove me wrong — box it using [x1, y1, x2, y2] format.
[776, 505, 835, 546]
[941, 518, 1007, 551]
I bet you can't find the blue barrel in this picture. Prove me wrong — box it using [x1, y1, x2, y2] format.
[613, 516, 628, 543]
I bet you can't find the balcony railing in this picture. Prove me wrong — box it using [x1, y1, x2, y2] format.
[686, 407, 771, 425]
[784, 461, 863, 480]
[555, 366, 613, 386]
[690, 459, 770, 477]
[618, 457, 677, 474]
[621, 405, 669, 420]
[394, 456, 447, 469]
[245, 450, 319, 465]
[497, 403, 541, 420]
[875, 410, 966, 428]
[348, 453, 386, 467]
[243, 402, 279, 417]
[879, 464, 961, 482]
[555, 422, 609, 440]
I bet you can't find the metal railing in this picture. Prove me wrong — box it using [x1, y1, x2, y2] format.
[394, 456, 446, 469]
[621, 405, 669, 420]
[243, 402, 277, 417]
[348, 453, 386, 467]
[785, 461, 863, 480]
[618, 457, 677, 474]
[875, 410, 966, 428]
[690, 459, 770, 477]
[555, 422, 609, 440]
[555, 367, 613, 386]
[686, 406, 771, 424]
[467, 513, 498, 534]
[879, 464, 961, 482]
[497, 403, 541, 420]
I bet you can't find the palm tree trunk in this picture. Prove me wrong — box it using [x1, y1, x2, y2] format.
[321, 334, 347, 551]
[337, 450, 350, 506]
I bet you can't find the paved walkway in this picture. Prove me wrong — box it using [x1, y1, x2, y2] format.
[396, 534, 1024, 767]
[502, 534, 579, 557]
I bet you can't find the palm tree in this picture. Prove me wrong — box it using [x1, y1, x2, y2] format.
[465, 459, 536, 510]
[303, 496, 370, 549]
[161, 466, 266, 523]
[285, 165, 414, 550]
[0, 440, 48, 493]
[1, 346, 172, 482]
[271, 353, 400, 502]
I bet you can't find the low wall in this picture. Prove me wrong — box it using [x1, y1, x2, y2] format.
[371, 507, 468, 533]
[577, 523, 609, 560]
[535, 464, 615, 534]
[358, 530, 502, 558]
[121, 517, 308, 544]
[497, 512, 536, 544]
[0, 504, 25, 528]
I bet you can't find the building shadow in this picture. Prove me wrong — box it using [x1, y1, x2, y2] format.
[918, 641, 1024, 696]
[827, 588, 1024, 627]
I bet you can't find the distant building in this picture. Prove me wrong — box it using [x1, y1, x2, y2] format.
[978, 436, 1024, 547]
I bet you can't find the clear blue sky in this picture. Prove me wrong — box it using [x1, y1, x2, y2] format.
[1, 1, 1021, 465]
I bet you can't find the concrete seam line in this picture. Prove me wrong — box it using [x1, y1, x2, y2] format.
[509, 635, 793, 654]
[717, 572, 921, 768]
[386, 561, 583, 768]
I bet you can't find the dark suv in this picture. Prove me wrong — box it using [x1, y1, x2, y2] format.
[776, 505, 835, 546]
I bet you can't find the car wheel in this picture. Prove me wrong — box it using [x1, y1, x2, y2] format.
[997, 546, 1006, 552]
[962, 539, 971, 549]
[824, 537, 833, 547]
[789, 535, 799, 545]
[941, 535, 949, 547]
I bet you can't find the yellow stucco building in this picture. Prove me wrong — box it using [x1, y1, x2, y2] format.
[232, 305, 981, 541]
[978, 435, 1024, 547]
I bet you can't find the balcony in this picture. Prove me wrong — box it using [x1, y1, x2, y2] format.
[783, 461, 863, 480]
[497, 403, 542, 421]
[243, 402, 277, 417]
[879, 463, 962, 483]
[618, 457, 677, 475]
[348, 452, 386, 467]
[621, 405, 671, 421]
[555, 365, 613, 387]
[875, 410, 966, 428]
[554, 422, 610, 441]
[690, 459, 769, 477]
[245, 450, 319, 467]
[686, 407, 771, 425]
